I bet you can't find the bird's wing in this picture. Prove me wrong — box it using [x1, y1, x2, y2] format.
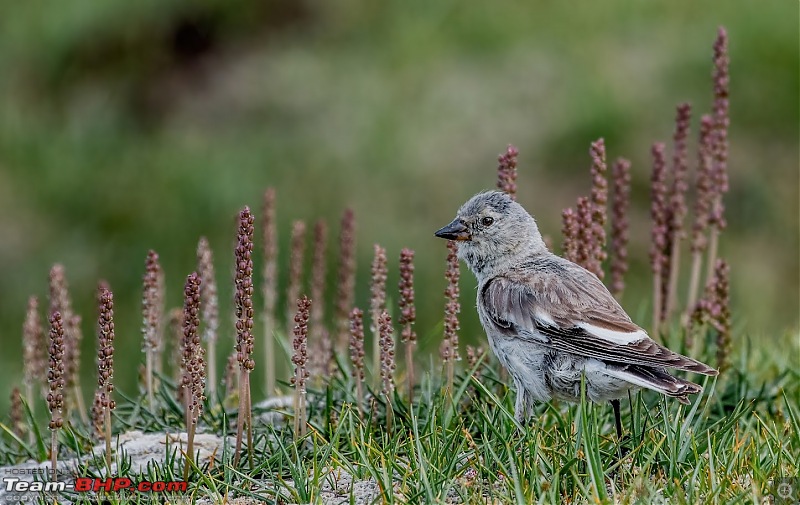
[480, 263, 718, 375]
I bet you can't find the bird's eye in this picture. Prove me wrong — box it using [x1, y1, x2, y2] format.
[481, 216, 494, 227]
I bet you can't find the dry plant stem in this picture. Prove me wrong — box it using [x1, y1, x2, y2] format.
[665, 103, 692, 319]
[245, 372, 254, 468]
[183, 413, 195, 481]
[291, 296, 311, 439]
[262, 188, 278, 396]
[51, 430, 58, 481]
[349, 308, 366, 419]
[198, 237, 219, 398]
[145, 351, 154, 408]
[706, 227, 720, 288]
[649, 143, 668, 338]
[684, 114, 716, 323]
[335, 208, 357, 349]
[104, 405, 112, 470]
[234, 368, 247, 467]
[233, 207, 255, 468]
[370, 245, 388, 388]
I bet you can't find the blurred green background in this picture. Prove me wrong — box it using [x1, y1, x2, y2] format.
[1, 1, 797, 414]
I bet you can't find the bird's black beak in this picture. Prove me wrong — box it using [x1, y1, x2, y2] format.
[434, 219, 471, 241]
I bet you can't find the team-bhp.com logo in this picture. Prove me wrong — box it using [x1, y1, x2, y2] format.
[4, 477, 187, 494]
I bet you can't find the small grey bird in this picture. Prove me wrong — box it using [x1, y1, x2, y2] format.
[434, 191, 717, 433]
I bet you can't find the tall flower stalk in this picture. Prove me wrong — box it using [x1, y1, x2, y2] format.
[291, 296, 311, 439]
[707, 27, 730, 288]
[610, 158, 631, 299]
[561, 207, 579, 263]
[665, 103, 692, 319]
[443, 241, 461, 393]
[398, 248, 416, 401]
[197, 238, 219, 398]
[286, 221, 307, 338]
[691, 259, 731, 373]
[348, 308, 366, 418]
[97, 288, 116, 469]
[335, 208, 357, 349]
[49, 265, 87, 424]
[685, 115, 716, 325]
[142, 250, 164, 407]
[261, 187, 278, 396]
[233, 207, 255, 468]
[649, 143, 669, 337]
[181, 273, 205, 480]
[496, 144, 519, 200]
[10, 387, 23, 440]
[47, 312, 66, 480]
[370, 244, 388, 387]
[310, 220, 330, 378]
[588, 138, 608, 279]
[23, 296, 45, 432]
[378, 310, 395, 432]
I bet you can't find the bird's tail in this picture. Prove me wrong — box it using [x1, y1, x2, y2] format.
[604, 364, 705, 404]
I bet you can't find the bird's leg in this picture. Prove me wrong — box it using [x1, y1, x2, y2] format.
[610, 398, 630, 463]
[611, 399, 623, 439]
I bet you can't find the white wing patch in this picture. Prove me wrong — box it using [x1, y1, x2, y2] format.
[576, 322, 648, 345]
[534, 310, 556, 326]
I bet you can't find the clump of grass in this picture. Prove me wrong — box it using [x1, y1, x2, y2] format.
[142, 250, 164, 408]
[291, 295, 311, 439]
[261, 187, 278, 396]
[609, 157, 631, 299]
[233, 207, 255, 468]
[46, 311, 66, 480]
[197, 237, 219, 398]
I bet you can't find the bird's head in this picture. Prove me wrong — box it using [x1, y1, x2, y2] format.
[434, 191, 547, 276]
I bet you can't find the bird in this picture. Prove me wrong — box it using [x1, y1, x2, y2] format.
[434, 190, 718, 437]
